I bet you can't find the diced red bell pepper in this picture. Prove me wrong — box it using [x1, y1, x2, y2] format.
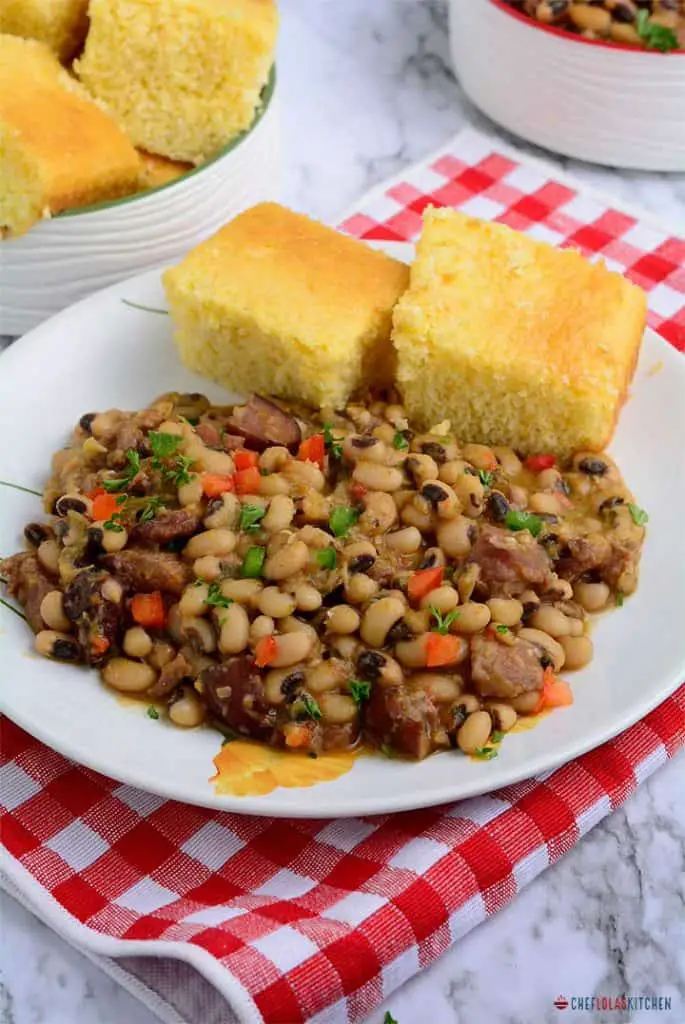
[350, 482, 367, 502]
[91, 635, 110, 656]
[297, 434, 325, 470]
[254, 634, 278, 668]
[234, 466, 262, 495]
[535, 667, 574, 712]
[201, 473, 235, 499]
[425, 632, 462, 667]
[130, 591, 166, 629]
[90, 490, 120, 522]
[234, 449, 259, 471]
[524, 454, 557, 473]
[407, 566, 444, 603]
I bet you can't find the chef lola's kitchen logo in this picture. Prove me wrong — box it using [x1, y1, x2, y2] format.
[554, 994, 673, 1012]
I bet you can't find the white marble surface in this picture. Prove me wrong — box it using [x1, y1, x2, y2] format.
[1, 1, 684, 1022]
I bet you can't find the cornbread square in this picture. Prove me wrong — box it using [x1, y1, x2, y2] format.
[76, 0, 278, 164]
[0, 0, 89, 62]
[136, 150, 192, 192]
[163, 203, 411, 410]
[392, 208, 647, 456]
[0, 35, 140, 237]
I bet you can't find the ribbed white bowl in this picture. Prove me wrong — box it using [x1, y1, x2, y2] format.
[449, 0, 685, 171]
[0, 69, 281, 336]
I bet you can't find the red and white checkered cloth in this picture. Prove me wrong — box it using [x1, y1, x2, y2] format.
[2, 129, 684, 1024]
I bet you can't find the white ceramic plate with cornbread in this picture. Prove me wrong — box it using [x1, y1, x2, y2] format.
[1, 229, 683, 817]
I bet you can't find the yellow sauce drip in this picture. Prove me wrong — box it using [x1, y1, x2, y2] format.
[211, 739, 360, 797]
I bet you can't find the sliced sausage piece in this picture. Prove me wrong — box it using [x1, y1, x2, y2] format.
[201, 657, 278, 740]
[130, 508, 202, 547]
[1, 553, 55, 634]
[470, 633, 544, 700]
[469, 525, 551, 596]
[227, 395, 302, 453]
[365, 685, 440, 760]
[62, 568, 124, 664]
[102, 550, 190, 594]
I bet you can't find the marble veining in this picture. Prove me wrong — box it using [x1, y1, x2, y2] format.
[1, 1, 683, 1021]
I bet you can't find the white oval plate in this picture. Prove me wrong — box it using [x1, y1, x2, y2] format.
[1, 253, 684, 817]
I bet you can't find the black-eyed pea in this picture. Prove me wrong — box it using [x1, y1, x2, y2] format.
[461, 444, 497, 472]
[487, 703, 518, 732]
[184, 529, 236, 560]
[404, 608, 431, 634]
[326, 605, 361, 635]
[301, 491, 330, 522]
[166, 603, 184, 643]
[378, 654, 404, 687]
[529, 606, 572, 638]
[101, 577, 123, 604]
[486, 598, 523, 627]
[179, 582, 209, 617]
[101, 525, 128, 553]
[385, 527, 422, 553]
[218, 603, 250, 654]
[420, 585, 459, 613]
[148, 641, 176, 670]
[394, 634, 430, 668]
[264, 667, 302, 705]
[393, 489, 416, 512]
[420, 546, 446, 569]
[196, 448, 234, 476]
[278, 616, 318, 641]
[306, 660, 346, 694]
[453, 694, 480, 718]
[452, 602, 491, 634]
[569, 2, 611, 32]
[330, 635, 360, 660]
[559, 635, 593, 670]
[457, 565, 480, 604]
[360, 597, 405, 647]
[39, 590, 70, 632]
[405, 453, 439, 484]
[318, 693, 358, 724]
[344, 435, 388, 464]
[456, 710, 492, 754]
[438, 459, 467, 485]
[182, 616, 217, 653]
[37, 539, 60, 575]
[193, 556, 222, 581]
[345, 573, 379, 604]
[573, 580, 610, 612]
[264, 540, 309, 580]
[259, 446, 290, 473]
[292, 583, 323, 612]
[262, 494, 295, 533]
[510, 690, 543, 715]
[250, 615, 275, 643]
[34, 630, 80, 661]
[258, 586, 296, 619]
[103, 657, 157, 693]
[373, 422, 396, 445]
[420, 480, 460, 519]
[537, 468, 562, 491]
[258, 473, 291, 496]
[493, 447, 522, 477]
[270, 631, 313, 668]
[518, 627, 566, 671]
[436, 515, 475, 558]
[286, 460, 326, 492]
[360, 492, 398, 533]
[123, 626, 153, 659]
[169, 686, 205, 728]
[343, 540, 376, 563]
[204, 492, 239, 529]
[178, 474, 204, 507]
[220, 578, 263, 605]
[413, 672, 463, 704]
[454, 473, 485, 517]
[400, 501, 434, 533]
[529, 492, 562, 516]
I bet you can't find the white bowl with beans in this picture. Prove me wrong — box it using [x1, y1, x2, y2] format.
[449, 0, 685, 170]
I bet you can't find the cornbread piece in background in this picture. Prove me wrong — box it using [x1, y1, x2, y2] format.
[76, 0, 278, 164]
[0, 0, 89, 62]
[136, 150, 193, 192]
[0, 35, 140, 238]
[164, 202, 410, 410]
[392, 208, 647, 456]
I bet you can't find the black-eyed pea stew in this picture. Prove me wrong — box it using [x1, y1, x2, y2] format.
[505, 0, 683, 51]
[1, 391, 646, 761]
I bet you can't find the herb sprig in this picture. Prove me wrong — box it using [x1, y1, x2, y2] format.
[429, 606, 460, 634]
[206, 581, 233, 609]
[635, 9, 678, 52]
[323, 422, 344, 460]
[103, 450, 141, 492]
[349, 680, 371, 704]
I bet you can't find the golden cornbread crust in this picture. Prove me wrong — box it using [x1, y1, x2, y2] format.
[0, 35, 140, 237]
[163, 202, 410, 409]
[392, 208, 647, 456]
[76, 0, 278, 164]
[0, 0, 89, 62]
[136, 150, 192, 192]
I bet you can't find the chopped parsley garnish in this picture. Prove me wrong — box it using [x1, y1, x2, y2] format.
[299, 693, 322, 721]
[323, 422, 344, 460]
[138, 497, 165, 523]
[473, 746, 498, 760]
[429, 606, 460, 635]
[241, 546, 266, 578]
[149, 431, 182, 462]
[329, 505, 359, 538]
[392, 431, 409, 452]
[146, 706, 159, 720]
[315, 547, 337, 570]
[478, 469, 494, 487]
[166, 453, 194, 487]
[628, 503, 649, 527]
[206, 581, 233, 609]
[495, 624, 509, 635]
[102, 449, 140, 492]
[636, 9, 678, 52]
[240, 504, 267, 532]
[384, 1014, 399, 1024]
[504, 509, 543, 537]
[349, 679, 371, 704]
[490, 730, 505, 743]
[616, 592, 625, 608]
[103, 513, 125, 532]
